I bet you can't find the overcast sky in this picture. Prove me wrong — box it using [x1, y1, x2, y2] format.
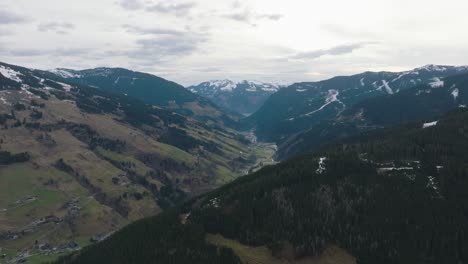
[1, 0, 468, 86]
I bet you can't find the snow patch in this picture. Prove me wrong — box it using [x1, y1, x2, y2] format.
[360, 78, 365, 86]
[378, 167, 414, 173]
[416, 64, 447, 72]
[296, 89, 307, 92]
[429, 77, 444, 88]
[304, 89, 345, 116]
[423, 121, 438, 128]
[50, 68, 81, 78]
[451, 88, 459, 100]
[0, 65, 23, 82]
[426, 175, 440, 195]
[0, 96, 10, 105]
[316, 157, 327, 174]
[376, 80, 394, 94]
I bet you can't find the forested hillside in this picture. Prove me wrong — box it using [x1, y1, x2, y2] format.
[49, 68, 238, 127]
[274, 70, 468, 160]
[55, 108, 468, 264]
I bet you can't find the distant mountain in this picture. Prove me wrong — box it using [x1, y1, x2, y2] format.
[342, 72, 468, 126]
[244, 65, 468, 158]
[49, 68, 238, 127]
[187, 80, 285, 116]
[55, 108, 468, 264]
[0, 61, 264, 261]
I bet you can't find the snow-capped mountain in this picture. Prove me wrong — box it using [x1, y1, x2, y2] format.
[187, 80, 286, 115]
[243, 64, 468, 159]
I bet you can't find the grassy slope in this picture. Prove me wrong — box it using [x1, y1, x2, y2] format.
[0, 74, 269, 262]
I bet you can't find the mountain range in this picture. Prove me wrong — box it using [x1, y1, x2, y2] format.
[187, 80, 285, 116]
[245, 65, 468, 159]
[2, 61, 468, 264]
[48, 68, 238, 127]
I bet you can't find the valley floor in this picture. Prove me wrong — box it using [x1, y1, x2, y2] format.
[0, 129, 277, 264]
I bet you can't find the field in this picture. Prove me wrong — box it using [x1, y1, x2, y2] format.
[206, 234, 356, 264]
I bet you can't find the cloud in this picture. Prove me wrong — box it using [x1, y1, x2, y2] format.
[223, 10, 283, 25]
[146, 2, 196, 16]
[2, 47, 90, 57]
[122, 24, 185, 36]
[290, 43, 368, 60]
[37, 22, 75, 34]
[118, 0, 196, 17]
[232, 1, 241, 8]
[0, 10, 30, 24]
[0, 28, 14, 37]
[194, 67, 222, 72]
[118, 0, 143, 10]
[109, 26, 209, 63]
[128, 33, 207, 61]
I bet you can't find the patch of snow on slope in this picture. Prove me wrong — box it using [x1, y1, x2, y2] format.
[316, 157, 327, 174]
[423, 121, 438, 128]
[382, 80, 394, 94]
[426, 176, 440, 196]
[0, 96, 10, 105]
[451, 87, 459, 100]
[296, 89, 306, 92]
[0, 65, 22, 82]
[429, 77, 444, 88]
[304, 89, 345, 116]
[360, 78, 365, 86]
[380, 80, 394, 94]
[416, 64, 447, 72]
[50, 69, 81, 78]
[207, 80, 237, 91]
[245, 82, 257, 92]
[390, 71, 417, 83]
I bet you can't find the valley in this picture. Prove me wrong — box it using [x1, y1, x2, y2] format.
[1, 61, 468, 264]
[0, 62, 275, 263]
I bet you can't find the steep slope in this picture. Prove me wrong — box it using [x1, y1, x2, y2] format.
[247, 65, 468, 142]
[342, 72, 468, 126]
[278, 72, 468, 160]
[55, 108, 468, 264]
[187, 80, 284, 116]
[49, 68, 238, 127]
[0, 62, 265, 262]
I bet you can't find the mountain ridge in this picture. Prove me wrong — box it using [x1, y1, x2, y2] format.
[245, 64, 468, 159]
[187, 80, 286, 115]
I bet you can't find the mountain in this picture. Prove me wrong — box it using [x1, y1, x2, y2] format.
[341, 72, 468, 126]
[49, 68, 238, 127]
[187, 80, 284, 116]
[245, 65, 468, 159]
[0, 62, 273, 263]
[54, 108, 468, 264]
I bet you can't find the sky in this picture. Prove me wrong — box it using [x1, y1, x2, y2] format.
[1, 0, 468, 86]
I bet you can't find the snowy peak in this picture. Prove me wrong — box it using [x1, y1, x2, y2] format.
[50, 67, 125, 79]
[415, 64, 450, 72]
[187, 80, 287, 115]
[188, 80, 284, 95]
[50, 68, 82, 78]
